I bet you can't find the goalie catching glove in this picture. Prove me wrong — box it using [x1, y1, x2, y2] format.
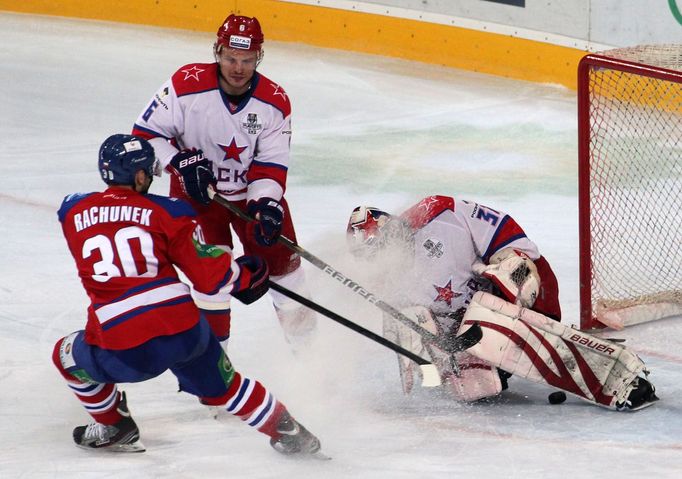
[480, 248, 540, 308]
[167, 149, 216, 205]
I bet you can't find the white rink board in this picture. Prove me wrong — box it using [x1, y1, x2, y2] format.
[283, 0, 682, 47]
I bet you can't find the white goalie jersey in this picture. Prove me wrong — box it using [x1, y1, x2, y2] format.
[396, 195, 543, 320]
[379, 196, 655, 409]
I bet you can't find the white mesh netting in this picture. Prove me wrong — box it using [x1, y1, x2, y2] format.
[585, 45, 682, 327]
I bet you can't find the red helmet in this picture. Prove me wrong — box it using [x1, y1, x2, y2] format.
[215, 14, 264, 52]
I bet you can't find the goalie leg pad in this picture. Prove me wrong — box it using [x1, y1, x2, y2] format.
[439, 351, 502, 402]
[383, 315, 415, 394]
[391, 307, 501, 400]
[459, 292, 647, 408]
[384, 307, 437, 394]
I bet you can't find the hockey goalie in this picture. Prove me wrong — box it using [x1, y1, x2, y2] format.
[346, 196, 658, 411]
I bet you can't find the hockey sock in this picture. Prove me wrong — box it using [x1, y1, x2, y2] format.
[52, 338, 123, 425]
[201, 371, 284, 437]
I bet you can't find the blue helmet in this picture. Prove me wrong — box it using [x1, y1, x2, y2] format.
[98, 134, 157, 185]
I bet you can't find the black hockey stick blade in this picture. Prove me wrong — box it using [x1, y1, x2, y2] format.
[442, 322, 483, 354]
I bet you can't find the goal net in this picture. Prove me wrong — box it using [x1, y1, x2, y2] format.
[578, 45, 682, 330]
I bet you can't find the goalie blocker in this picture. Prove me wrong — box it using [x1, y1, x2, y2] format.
[458, 292, 658, 411]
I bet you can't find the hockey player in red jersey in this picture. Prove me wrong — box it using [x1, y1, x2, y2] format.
[52, 134, 322, 455]
[132, 14, 315, 347]
[347, 196, 658, 411]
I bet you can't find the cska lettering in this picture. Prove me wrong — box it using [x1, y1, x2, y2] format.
[217, 167, 248, 184]
[323, 266, 377, 304]
[569, 333, 616, 355]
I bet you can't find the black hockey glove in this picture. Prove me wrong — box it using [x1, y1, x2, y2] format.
[247, 197, 284, 247]
[168, 149, 216, 205]
[232, 255, 269, 305]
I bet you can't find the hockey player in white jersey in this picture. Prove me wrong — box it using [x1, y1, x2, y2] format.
[347, 195, 658, 411]
[132, 14, 315, 347]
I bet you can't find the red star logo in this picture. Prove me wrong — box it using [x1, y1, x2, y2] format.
[418, 196, 439, 212]
[181, 66, 205, 81]
[360, 211, 381, 236]
[218, 137, 248, 163]
[433, 279, 461, 307]
[271, 82, 288, 101]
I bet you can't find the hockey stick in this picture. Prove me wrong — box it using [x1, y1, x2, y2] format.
[268, 280, 441, 387]
[207, 187, 482, 354]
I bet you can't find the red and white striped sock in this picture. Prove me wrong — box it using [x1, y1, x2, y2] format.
[52, 338, 123, 425]
[202, 371, 286, 438]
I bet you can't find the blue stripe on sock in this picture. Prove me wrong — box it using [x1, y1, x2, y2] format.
[248, 394, 273, 427]
[226, 377, 250, 413]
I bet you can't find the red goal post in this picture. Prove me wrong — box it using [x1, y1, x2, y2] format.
[578, 45, 682, 331]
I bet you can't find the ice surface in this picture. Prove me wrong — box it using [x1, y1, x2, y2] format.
[0, 12, 680, 479]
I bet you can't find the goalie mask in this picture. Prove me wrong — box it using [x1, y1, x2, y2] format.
[346, 206, 392, 256]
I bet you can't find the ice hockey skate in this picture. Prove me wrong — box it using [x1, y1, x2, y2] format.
[72, 392, 145, 452]
[275, 305, 317, 351]
[269, 412, 328, 459]
[616, 376, 659, 412]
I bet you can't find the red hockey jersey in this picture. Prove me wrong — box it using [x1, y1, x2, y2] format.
[58, 187, 241, 350]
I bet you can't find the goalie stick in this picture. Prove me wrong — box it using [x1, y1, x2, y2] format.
[207, 187, 483, 355]
[268, 280, 442, 387]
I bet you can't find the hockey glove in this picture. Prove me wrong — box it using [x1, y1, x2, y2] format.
[167, 149, 216, 205]
[480, 248, 540, 308]
[247, 198, 284, 247]
[232, 255, 269, 305]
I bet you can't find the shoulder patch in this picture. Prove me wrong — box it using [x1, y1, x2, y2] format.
[172, 63, 219, 97]
[57, 192, 95, 223]
[252, 72, 291, 117]
[144, 194, 197, 218]
[192, 237, 227, 258]
[401, 195, 455, 230]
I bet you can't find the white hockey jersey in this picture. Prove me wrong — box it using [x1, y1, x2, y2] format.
[132, 63, 291, 202]
[398, 195, 541, 319]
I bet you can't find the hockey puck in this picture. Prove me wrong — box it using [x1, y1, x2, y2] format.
[548, 391, 567, 404]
